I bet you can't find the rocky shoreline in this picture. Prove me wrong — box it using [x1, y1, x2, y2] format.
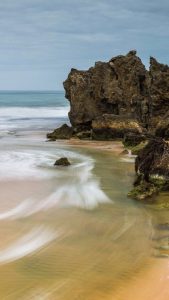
[48, 50, 169, 202]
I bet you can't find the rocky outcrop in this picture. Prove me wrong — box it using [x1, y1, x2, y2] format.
[128, 139, 169, 201]
[47, 50, 169, 142]
[63, 50, 150, 137]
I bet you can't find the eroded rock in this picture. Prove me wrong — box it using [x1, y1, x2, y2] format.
[64, 50, 150, 135]
[47, 50, 169, 141]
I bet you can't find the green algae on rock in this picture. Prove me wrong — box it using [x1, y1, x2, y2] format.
[128, 141, 147, 155]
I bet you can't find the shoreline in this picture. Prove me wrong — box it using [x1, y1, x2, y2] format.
[53, 138, 125, 155]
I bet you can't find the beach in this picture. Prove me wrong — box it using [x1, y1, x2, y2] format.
[0, 91, 168, 299]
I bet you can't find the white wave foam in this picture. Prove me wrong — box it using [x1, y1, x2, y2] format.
[0, 148, 95, 181]
[0, 226, 58, 264]
[0, 149, 80, 180]
[0, 106, 69, 119]
[0, 181, 109, 220]
[0, 148, 110, 213]
[40, 180, 110, 210]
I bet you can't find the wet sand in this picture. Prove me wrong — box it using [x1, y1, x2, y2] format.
[57, 138, 125, 155]
[55, 139, 169, 300]
[112, 258, 169, 300]
[0, 135, 168, 299]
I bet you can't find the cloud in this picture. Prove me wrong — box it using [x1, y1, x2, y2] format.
[0, 0, 168, 89]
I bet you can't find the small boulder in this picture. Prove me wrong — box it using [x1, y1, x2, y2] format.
[54, 157, 71, 166]
[47, 124, 73, 140]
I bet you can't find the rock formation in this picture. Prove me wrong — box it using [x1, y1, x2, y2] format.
[48, 50, 169, 141]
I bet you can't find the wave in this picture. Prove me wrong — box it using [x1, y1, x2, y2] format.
[0, 178, 109, 220]
[0, 226, 58, 264]
[0, 106, 69, 119]
[0, 149, 110, 215]
[0, 149, 91, 180]
[0, 106, 69, 135]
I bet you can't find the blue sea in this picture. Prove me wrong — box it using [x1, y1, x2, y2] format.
[0, 91, 69, 134]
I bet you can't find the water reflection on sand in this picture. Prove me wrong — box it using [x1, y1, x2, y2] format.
[0, 136, 167, 299]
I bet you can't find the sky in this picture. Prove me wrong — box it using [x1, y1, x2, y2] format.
[0, 0, 168, 90]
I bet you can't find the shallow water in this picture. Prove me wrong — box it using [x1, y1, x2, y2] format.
[0, 134, 168, 300]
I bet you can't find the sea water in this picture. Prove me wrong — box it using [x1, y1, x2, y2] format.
[0, 91, 168, 299]
[0, 91, 69, 134]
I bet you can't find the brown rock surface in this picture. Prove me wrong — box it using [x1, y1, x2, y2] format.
[64, 50, 150, 134]
[49, 50, 169, 141]
[149, 57, 169, 130]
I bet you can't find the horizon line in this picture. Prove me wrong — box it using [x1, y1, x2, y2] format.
[0, 89, 64, 92]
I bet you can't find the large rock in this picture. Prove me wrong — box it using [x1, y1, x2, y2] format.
[63, 50, 169, 140]
[64, 50, 150, 134]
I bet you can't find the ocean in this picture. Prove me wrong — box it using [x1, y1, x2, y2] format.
[0, 91, 69, 134]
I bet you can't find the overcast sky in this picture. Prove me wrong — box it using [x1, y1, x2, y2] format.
[0, 0, 168, 90]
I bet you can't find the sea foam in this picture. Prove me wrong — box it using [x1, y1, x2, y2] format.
[0, 149, 110, 217]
